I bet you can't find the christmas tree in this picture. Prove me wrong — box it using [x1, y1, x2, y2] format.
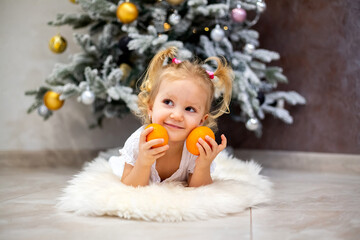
[25, 0, 305, 136]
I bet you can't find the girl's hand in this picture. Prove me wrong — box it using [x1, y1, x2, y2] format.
[137, 127, 169, 168]
[195, 134, 227, 170]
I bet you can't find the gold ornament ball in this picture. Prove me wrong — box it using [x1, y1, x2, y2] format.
[43, 91, 64, 111]
[116, 2, 139, 24]
[163, 22, 171, 31]
[119, 63, 132, 81]
[49, 34, 67, 54]
[166, 0, 184, 5]
[69, 0, 78, 3]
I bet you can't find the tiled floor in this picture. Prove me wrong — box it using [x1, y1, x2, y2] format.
[0, 166, 359, 240]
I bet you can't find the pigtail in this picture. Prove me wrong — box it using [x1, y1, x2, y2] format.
[137, 47, 178, 124]
[140, 47, 177, 93]
[205, 56, 233, 120]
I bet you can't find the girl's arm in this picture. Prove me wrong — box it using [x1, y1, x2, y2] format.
[121, 162, 152, 187]
[121, 127, 169, 187]
[187, 166, 213, 187]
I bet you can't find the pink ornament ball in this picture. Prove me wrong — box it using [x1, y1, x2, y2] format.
[231, 7, 247, 23]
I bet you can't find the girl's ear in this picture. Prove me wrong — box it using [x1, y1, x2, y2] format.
[199, 114, 209, 126]
[147, 105, 153, 119]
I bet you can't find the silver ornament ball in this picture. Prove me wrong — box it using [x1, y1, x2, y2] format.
[169, 11, 181, 25]
[210, 24, 225, 42]
[244, 43, 255, 54]
[81, 90, 95, 105]
[37, 104, 50, 117]
[256, 0, 267, 13]
[246, 118, 259, 131]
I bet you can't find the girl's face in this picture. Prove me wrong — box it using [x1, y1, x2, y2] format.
[148, 77, 209, 143]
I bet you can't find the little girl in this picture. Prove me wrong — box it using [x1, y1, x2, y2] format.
[109, 47, 233, 187]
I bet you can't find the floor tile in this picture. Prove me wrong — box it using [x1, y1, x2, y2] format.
[0, 167, 77, 202]
[261, 169, 360, 211]
[251, 208, 360, 240]
[250, 169, 360, 240]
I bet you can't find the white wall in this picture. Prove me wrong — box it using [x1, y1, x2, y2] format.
[0, 0, 141, 151]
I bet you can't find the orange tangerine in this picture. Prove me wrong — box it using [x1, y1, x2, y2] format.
[145, 123, 169, 148]
[186, 126, 215, 156]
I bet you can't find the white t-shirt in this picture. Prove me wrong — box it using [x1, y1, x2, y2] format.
[109, 126, 216, 183]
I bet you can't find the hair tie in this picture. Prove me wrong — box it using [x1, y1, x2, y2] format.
[172, 58, 182, 64]
[172, 58, 214, 79]
[206, 70, 214, 79]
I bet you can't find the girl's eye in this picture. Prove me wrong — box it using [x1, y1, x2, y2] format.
[163, 99, 174, 106]
[186, 107, 196, 113]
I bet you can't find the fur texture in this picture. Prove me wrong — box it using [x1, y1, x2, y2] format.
[57, 151, 272, 222]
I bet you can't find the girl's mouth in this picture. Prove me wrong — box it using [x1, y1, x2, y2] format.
[164, 122, 184, 129]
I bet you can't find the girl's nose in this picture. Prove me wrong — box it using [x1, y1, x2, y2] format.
[170, 109, 183, 121]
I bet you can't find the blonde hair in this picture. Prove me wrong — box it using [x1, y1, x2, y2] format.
[136, 47, 233, 130]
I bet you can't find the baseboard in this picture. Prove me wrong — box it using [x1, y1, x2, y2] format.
[0, 149, 102, 168]
[234, 149, 360, 175]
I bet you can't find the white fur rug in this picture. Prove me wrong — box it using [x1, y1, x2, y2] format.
[57, 150, 272, 222]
